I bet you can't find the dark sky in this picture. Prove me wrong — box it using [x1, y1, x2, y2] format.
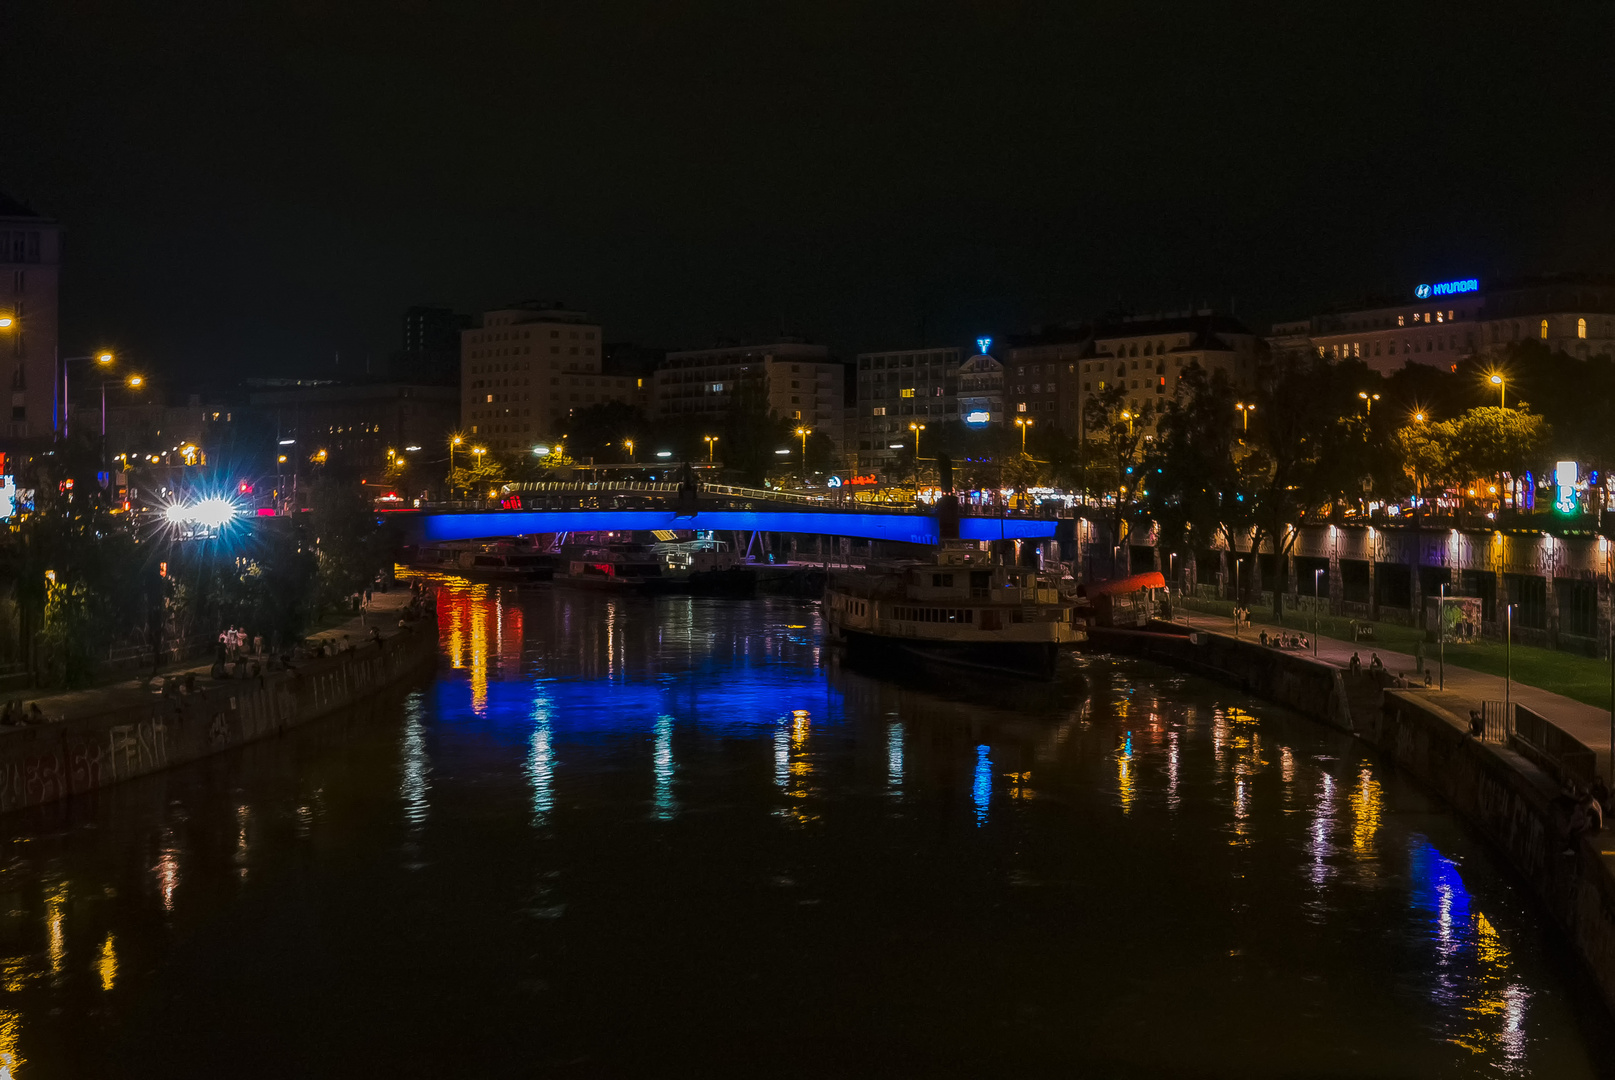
[2, 1, 1613, 380]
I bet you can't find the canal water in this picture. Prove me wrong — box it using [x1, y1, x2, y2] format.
[0, 582, 1608, 1077]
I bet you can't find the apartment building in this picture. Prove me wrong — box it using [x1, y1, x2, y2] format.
[1272, 274, 1615, 376]
[460, 304, 637, 453]
[0, 191, 60, 442]
[1072, 312, 1258, 431]
[852, 346, 962, 470]
[651, 341, 843, 432]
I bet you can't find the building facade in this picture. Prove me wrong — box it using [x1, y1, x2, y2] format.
[396, 305, 469, 384]
[652, 341, 843, 432]
[0, 192, 60, 442]
[1271, 275, 1615, 376]
[460, 304, 636, 453]
[852, 346, 962, 471]
[250, 381, 460, 479]
[1002, 327, 1091, 436]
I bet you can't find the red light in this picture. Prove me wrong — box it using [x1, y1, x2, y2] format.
[255, 508, 277, 517]
[239, 481, 254, 494]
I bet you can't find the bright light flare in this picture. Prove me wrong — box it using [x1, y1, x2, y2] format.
[164, 497, 240, 529]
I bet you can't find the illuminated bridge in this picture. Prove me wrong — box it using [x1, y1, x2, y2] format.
[403, 508, 1056, 546]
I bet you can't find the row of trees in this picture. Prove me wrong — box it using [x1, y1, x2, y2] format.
[0, 434, 392, 687]
[1120, 342, 1611, 611]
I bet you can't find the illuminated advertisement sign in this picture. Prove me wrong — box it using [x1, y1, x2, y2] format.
[1414, 278, 1479, 300]
[964, 410, 991, 425]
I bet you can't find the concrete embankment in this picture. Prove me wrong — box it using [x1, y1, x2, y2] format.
[0, 617, 436, 816]
[1092, 623, 1615, 1018]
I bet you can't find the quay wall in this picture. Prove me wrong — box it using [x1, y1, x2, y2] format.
[1092, 625, 1615, 1017]
[0, 624, 436, 815]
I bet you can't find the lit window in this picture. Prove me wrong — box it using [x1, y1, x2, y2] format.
[1541, 319, 1549, 339]
[1397, 315, 1405, 327]
[900, 388, 915, 398]
[1578, 317, 1587, 339]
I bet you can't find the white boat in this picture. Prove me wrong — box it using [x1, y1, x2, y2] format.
[824, 539, 1084, 678]
[559, 536, 757, 595]
[413, 541, 557, 583]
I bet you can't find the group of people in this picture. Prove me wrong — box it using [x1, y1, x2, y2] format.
[1259, 630, 1310, 651]
[218, 626, 263, 659]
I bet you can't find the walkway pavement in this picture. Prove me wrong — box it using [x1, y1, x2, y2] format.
[9, 590, 417, 723]
[1177, 608, 1615, 777]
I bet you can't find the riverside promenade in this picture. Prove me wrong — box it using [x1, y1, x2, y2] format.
[10, 590, 417, 724]
[0, 589, 435, 815]
[1178, 607, 1615, 780]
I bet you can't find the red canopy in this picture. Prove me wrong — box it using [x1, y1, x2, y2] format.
[1083, 571, 1167, 598]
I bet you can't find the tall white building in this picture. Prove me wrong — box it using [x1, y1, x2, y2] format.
[460, 303, 637, 453]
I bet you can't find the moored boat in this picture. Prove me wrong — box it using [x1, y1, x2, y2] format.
[824, 539, 1084, 678]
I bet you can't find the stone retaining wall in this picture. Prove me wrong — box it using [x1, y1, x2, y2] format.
[0, 623, 437, 815]
[1370, 691, 1615, 1018]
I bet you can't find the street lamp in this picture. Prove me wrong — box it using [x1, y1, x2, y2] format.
[908, 422, 925, 487]
[1235, 402, 1255, 431]
[1015, 416, 1033, 455]
[704, 435, 718, 462]
[623, 438, 635, 462]
[795, 427, 812, 472]
[1358, 391, 1380, 415]
[1120, 410, 1134, 437]
[1489, 372, 1506, 408]
[58, 351, 116, 437]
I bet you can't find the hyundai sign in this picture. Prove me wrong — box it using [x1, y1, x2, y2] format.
[1414, 278, 1479, 300]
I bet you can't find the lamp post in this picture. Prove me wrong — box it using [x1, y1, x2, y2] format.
[1357, 391, 1380, 416]
[1490, 372, 1506, 409]
[1235, 402, 1254, 432]
[1015, 416, 1033, 455]
[448, 434, 464, 497]
[908, 422, 924, 487]
[58, 351, 115, 437]
[1438, 581, 1447, 691]
[1120, 410, 1134, 438]
[795, 427, 811, 474]
[623, 438, 635, 463]
[704, 435, 718, 462]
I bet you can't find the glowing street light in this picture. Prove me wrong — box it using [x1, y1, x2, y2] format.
[704, 434, 718, 462]
[1412, 410, 1426, 423]
[1489, 371, 1506, 408]
[795, 427, 812, 471]
[1357, 391, 1380, 415]
[1120, 410, 1134, 437]
[1235, 401, 1255, 431]
[0, 315, 12, 328]
[623, 438, 635, 462]
[1015, 416, 1033, 454]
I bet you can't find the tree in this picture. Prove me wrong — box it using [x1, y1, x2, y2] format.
[721, 375, 790, 486]
[1142, 364, 1244, 579]
[1083, 385, 1153, 564]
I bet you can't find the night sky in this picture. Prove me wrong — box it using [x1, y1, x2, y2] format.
[2, 1, 1612, 379]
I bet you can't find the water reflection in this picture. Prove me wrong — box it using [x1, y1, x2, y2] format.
[653, 715, 677, 820]
[0, 583, 1590, 1077]
[972, 745, 991, 825]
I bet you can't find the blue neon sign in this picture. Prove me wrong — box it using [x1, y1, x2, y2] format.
[1414, 278, 1479, 300]
[976, 337, 992, 354]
